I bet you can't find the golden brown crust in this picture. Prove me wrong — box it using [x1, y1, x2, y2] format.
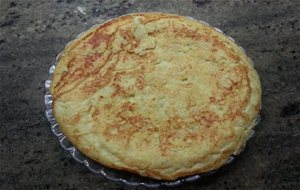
[50, 13, 261, 180]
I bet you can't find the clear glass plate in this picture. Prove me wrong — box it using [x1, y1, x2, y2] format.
[44, 13, 260, 188]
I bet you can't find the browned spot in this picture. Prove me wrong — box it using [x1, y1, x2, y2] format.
[255, 104, 260, 112]
[210, 64, 251, 122]
[126, 116, 149, 127]
[211, 48, 218, 53]
[143, 15, 180, 24]
[112, 83, 126, 97]
[88, 31, 112, 49]
[228, 51, 241, 62]
[192, 111, 219, 127]
[216, 65, 246, 93]
[186, 101, 196, 110]
[147, 127, 158, 133]
[158, 116, 191, 156]
[142, 138, 150, 145]
[104, 104, 112, 110]
[111, 65, 145, 97]
[54, 54, 102, 99]
[225, 95, 250, 121]
[209, 97, 216, 102]
[121, 102, 135, 112]
[84, 53, 100, 67]
[81, 147, 92, 154]
[102, 112, 150, 147]
[212, 36, 225, 48]
[67, 57, 76, 69]
[135, 66, 145, 90]
[120, 28, 139, 48]
[159, 135, 173, 157]
[174, 26, 202, 40]
[113, 71, 124, 82]
[211, 35, 241, 63]
[207, 127, 218, 143]
[209, 54, 216, 62]
[92, 108, 100, 117]
[73, 68, 85, 78]
[204, 32, 211, 42]
[63, 112, 81, 125]
[183, 82, 193, 88]
[82, 54, 119, 96]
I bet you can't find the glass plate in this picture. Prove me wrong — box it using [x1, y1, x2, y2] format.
[44, 13, 260, 188]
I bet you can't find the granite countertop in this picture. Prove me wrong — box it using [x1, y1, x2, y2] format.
[1, 0, 299, 189]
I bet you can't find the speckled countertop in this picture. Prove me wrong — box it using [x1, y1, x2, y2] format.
[1, 0, 299, 189]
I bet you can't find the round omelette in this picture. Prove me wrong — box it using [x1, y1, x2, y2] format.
[50, 13, 261, 180]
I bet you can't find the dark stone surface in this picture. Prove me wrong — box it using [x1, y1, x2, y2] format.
[0, 0, 299, 189]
